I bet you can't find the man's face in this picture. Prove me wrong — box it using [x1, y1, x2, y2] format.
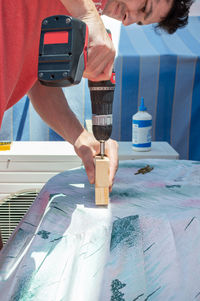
[103, 0, 173, 26]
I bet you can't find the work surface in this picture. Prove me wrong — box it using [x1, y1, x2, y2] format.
[1, 159, 200, 300]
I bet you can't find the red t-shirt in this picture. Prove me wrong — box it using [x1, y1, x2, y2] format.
[93, 0, 107, 14]
[0, 0, 107, 127]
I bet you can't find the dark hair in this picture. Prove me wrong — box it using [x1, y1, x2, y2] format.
[156, 0, 194, 34]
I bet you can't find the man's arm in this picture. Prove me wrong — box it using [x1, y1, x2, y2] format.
[59, 0, 115, 81]
[28, 81, 118, 189]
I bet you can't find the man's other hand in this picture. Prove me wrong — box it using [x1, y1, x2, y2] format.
[74, 129, 118, 191]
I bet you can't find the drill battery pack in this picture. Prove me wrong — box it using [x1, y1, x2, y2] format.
[38, 15, 88, 87]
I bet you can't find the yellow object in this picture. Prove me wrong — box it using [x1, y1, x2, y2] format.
[0, 142, 12, 151]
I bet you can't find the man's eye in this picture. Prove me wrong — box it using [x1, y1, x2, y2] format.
[141, 1, 147, 12]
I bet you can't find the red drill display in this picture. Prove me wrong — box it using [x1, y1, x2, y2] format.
[38, 15, 115, 157]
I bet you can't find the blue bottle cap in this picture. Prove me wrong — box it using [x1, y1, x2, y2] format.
[139, 97, 147, 111]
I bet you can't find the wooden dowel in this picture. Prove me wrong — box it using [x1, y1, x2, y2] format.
[95, 156, 110, 205]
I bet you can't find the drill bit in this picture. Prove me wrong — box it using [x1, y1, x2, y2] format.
[100, 140, 105, 159]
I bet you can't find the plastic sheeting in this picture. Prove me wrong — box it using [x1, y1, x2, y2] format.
[1, 159, 200, 300]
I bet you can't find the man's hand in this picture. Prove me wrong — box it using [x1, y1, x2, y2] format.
[59, 0, 116, 81]
[74, 129, 118, 191]
[82, 16, 115, 81]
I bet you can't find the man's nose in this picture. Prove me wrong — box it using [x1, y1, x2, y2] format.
[122, 10, 144, 26]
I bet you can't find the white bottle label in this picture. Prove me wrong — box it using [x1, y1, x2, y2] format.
[132, 119, 152, 148]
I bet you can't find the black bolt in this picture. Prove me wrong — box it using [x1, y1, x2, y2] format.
[43, 19, 48, 25]
[65, 18, 71, 24]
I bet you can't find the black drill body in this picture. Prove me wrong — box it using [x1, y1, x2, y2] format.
[38, 15, 115, 157]
[88, 77, 115, 156]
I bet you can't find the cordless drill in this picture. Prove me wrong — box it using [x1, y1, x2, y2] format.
[38, 15, 115, 158]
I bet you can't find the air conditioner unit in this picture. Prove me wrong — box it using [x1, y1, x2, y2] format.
[0, 190, 39, 244]
[0, 141, 82, 243]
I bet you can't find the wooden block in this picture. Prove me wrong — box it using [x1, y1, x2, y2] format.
[95, 156, 110, 205]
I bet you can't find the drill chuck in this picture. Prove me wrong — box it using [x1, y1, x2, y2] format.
[88, 78, 115, 142]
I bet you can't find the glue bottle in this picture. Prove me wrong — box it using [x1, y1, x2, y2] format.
[132, 97, 152, 151]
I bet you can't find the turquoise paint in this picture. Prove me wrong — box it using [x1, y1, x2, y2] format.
[37, 230, 51, 239]
[110, 215, 139, 251]
[111, 279, 126, 301]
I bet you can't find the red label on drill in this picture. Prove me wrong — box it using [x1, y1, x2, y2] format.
[44, 31, 68, 44]
[110, 72, 116, 84]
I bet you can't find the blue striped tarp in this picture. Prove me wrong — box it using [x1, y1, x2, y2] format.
[112, 16, 200, 160]
[1, 17, 200, 160]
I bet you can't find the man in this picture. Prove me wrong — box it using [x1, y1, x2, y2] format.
[0, 0, 193, 250]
